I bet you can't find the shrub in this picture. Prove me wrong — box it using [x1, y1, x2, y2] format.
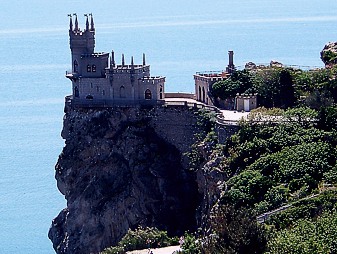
[100, 226, 177, 254]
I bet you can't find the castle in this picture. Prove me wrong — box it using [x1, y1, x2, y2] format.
[65, 14, 257, 112]
[66, 14, 165, 106]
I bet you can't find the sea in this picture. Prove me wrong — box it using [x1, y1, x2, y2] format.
[0, 0, 337, 253]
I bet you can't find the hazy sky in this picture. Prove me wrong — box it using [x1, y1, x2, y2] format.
[1, 0, 337, 32]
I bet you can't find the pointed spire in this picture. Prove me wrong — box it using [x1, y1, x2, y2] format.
[131, 56, 134, 66]
[111, 50, 115, 67]
[68, 14, 73, 31]
[85, 14, 89, 31]
[89, 13, 95, 31]
[122, 54, 125, 66]
[73, 13, 79, 31]
[143, 53, 146, 66]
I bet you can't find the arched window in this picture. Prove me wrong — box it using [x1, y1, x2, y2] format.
[87, 64, 91, 72]
[202, 87, 206, 103]
[120, 86, 125, 98]
[73, 60, 78, 73]
[145, 89, 152, 100]
[102, 90, 105, 96]
[74, 87, 79, 97]
[92, 64, 96, 72]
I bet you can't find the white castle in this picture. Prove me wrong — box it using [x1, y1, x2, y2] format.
[66, 14, 165, 106]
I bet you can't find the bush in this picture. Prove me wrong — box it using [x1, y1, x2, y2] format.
[100, 226, 177, 254]
[266, 210, 337, 254]
[181, 233, 202, 254]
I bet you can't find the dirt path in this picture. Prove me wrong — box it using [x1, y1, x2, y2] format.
[126, 245, 181, 254]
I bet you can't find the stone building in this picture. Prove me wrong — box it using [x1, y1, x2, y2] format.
[235, 94, 257, 112]
[194, 51, 235, 105]
[66, 14, 165, 106]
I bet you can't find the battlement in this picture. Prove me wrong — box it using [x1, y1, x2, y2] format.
[140, 76, 166, 84]
[194, 72, 229, 82]
[81, 53, 109, 58]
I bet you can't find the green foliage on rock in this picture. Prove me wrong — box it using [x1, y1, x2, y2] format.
[211, 70, 254, 100]
[210, 64, 337, 109]
[266, 210, 337, 254]
[193, 105, 337, 253]
[204, 204, 267, 254]
[181, 233, 202, 254]
[101, 226, 177, 254]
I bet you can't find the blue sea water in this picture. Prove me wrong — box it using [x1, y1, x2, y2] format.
[0, 0, 337, 253]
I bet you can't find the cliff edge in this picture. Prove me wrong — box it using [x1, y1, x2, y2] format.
[48, 105, 203, 254]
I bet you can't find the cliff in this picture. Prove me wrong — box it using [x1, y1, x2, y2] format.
[48, 105, 207, 254]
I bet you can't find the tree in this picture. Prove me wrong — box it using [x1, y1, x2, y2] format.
[278, 69, 295, 108]
[211, 70, 254, 101]
[206, 204, 267, 254]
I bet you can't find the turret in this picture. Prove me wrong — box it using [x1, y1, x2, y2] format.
[90, 13, 95, 31]
[111, 50, 115, 67]
[85, 14, 89, 31]
[74, 13, 79, 31]
[226, 50, 235, 74]
[68, 14, 73, 31]
[143, 53, 146, 66]
[69, 14, 96, 74]
[131, 56, 134, 68]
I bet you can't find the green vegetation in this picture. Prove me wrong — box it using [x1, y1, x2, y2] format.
[266, 210, 337, 254]
[100, 227, 178, 254]
[103, 64, 337, 254]
[211, 65, 337, 109]
[189, 103, 337, 253]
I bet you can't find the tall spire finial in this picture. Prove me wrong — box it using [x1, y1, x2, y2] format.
[84, 14, 89, 31]
[73, 13, 78, 31]
[89, 13, 95, 31]
[111, 50, 115, 67]
[131, 56, 134, 67]
[68, 14, 73, 31]
[143, 53, 146, 66]
[122, 54, 125, 66]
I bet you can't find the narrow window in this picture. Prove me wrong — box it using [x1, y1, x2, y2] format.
[202, 87, 206, 103]
[73, 60, 78, 73]
[92, 64, 96, 72]
[198, 86, 202, 101]
[87, 64, 91, 72]
[159, 86, 163, 99]
[145, 89, 152, 100]
[74, 87, 79, 97]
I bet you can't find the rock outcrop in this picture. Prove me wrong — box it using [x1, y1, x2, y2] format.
[49, 105, 201, 254]
[321, 42, 337, 67]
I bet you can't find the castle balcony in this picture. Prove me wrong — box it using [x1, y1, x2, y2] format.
[65, 70, 80, 81]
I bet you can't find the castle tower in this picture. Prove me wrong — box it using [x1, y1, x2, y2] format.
[69, 13, 95, 74]
[226, 50, 235, 74]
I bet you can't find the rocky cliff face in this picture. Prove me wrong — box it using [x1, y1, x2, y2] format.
[48, 105, 202, 254]
[321, 42, 337, 67]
